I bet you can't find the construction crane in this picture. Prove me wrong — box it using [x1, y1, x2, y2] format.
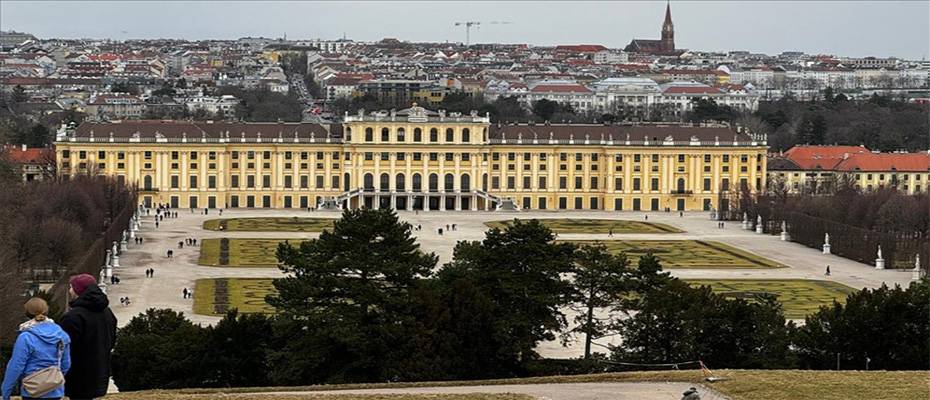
[453, 21, 512, 46]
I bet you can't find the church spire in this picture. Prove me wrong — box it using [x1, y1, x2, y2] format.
[661, 0, 675, 52]
[664, 0, 673, 26]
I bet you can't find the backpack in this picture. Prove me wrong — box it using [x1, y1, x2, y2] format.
[21, 330, 65, 397]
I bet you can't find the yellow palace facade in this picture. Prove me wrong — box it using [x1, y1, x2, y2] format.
[55, 105, 767, 212]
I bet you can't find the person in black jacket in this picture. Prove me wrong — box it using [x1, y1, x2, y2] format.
[60, 274, 117, 400]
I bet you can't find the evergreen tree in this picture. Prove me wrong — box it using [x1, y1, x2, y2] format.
[440, 219, 576, 364]
[569, 245, 631, 359]
[268, 208, 437, 382]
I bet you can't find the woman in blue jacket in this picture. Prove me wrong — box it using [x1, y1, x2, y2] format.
[2, 298, 71, 400]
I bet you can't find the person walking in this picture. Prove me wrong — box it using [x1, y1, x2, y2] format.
[182, 288, 189, 299]
[60, 274, 117, 400]
[2, 297, 71, 400]
[825, 265, 831, 276]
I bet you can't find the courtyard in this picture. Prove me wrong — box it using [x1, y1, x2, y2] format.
[203, 217, 338, 232]
[199, 238, 304, 268]
[484, 218, 682, 234]
[107, 208, 914, 358]
[685, 279, 857, 319]
[566, 240, 784, 269]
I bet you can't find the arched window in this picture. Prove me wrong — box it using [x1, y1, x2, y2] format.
[412, 173, 422, 192]
[429, 128, 438, 142]
[462, 128, 470, 143]
[381, 128, 389, 142]
[444, 173, 455, 191]
[428, 173, 439, 192]
[413, 128, 422, 142]
[364, 128, 373, 142]
[445, 128, 454, 142]
[344, 173, 351, 190]
[396, 173, 406, 191]
[397, 128, 405, 142]
[461, 174, 471, 191]
[363, 173, 374, 191]
[143, 175, 153, 190]
[380, 173, 390, 192]
[345, 127, 352, 141]
[677, 178, 686, 192]
[482, 173, 488, 191]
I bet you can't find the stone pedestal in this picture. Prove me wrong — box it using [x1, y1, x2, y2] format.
[755, 224, 763, 234]
[780, 231, 790, 241]
[822, 244, 831, 255]
[121, 239, 128, 251]
[875, 258, 885, 269]
[111, 253, 120, 268]
[913, 268, 923, 281]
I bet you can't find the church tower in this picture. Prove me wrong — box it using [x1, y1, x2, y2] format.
[661, 1, 675, 52]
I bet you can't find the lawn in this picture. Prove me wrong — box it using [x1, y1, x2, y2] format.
[203, 217, 337, 232]
[199, 238, 304, 268]
[684, 279, 858, 319]
[110, 370, 930, 400]
[484, 218, 682, 234]
[193, 278, 277, 316]
[567, 240, 784, 269]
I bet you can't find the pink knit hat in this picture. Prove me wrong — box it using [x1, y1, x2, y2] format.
[69, 274, 97, 296]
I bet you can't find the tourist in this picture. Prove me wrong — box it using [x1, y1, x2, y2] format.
[452, 224, 457, 231]
[167, 250, 173, 258]
[644, 214, 649, 221]
[192, 238, 197, 246]
[825, 265, 831, 276]
[438, 228, 443, 235]
[679, 211, 683, 217]
[60, 274, 117, 400]
[219, 209, 223, 216]
[1, 297, 72, 400]
[182, 288, 189, 299]
[178, 241, 184, 249]
[155, 220, 159, 229]
[149, 268, 154, 277]
[204, 208, 208, 215]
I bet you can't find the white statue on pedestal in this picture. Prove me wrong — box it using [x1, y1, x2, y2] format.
[755, 215, 763, 234]
[780, 221, 789, 241]
[822, 233, 831, 255]
[875, 245, 885, 270]
[913, 254, 922, 281]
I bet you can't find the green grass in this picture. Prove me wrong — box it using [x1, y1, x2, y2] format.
[484, 218, 682, 234]
[199, 238, 304, 268]
[110, 370, 930, 400]
[684, 279, 857, 319]
[193, 278, 277, 316]
[566, 240, 784, 269]
[203, 217, 337, 232]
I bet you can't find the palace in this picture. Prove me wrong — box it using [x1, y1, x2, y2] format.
[54, 105, 767, 212]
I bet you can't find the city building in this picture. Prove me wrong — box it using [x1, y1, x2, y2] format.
[3, 144, 54, 181]
[55, 105, 768, 212]
[85, 92, 146, 120]
[767, 145, 930, 194]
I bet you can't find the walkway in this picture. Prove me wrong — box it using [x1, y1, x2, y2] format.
[107, 208, 916, 357]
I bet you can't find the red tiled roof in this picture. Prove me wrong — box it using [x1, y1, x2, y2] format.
[663, 86, 722, 94]
[783, 145, 869, 170]
[3, 146, 53, 164]
[530, 84, 591, 93]
[555, 45, 607, 53]
[835, 152, 930, 172]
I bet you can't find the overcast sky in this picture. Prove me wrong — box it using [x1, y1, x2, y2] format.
[2, 1, 928, 59]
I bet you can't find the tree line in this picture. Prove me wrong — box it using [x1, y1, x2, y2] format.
[0, 166, 136, 347]
[110, 209, 929, 391]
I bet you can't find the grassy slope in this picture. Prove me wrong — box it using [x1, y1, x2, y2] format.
[113, 370, 930, 400]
